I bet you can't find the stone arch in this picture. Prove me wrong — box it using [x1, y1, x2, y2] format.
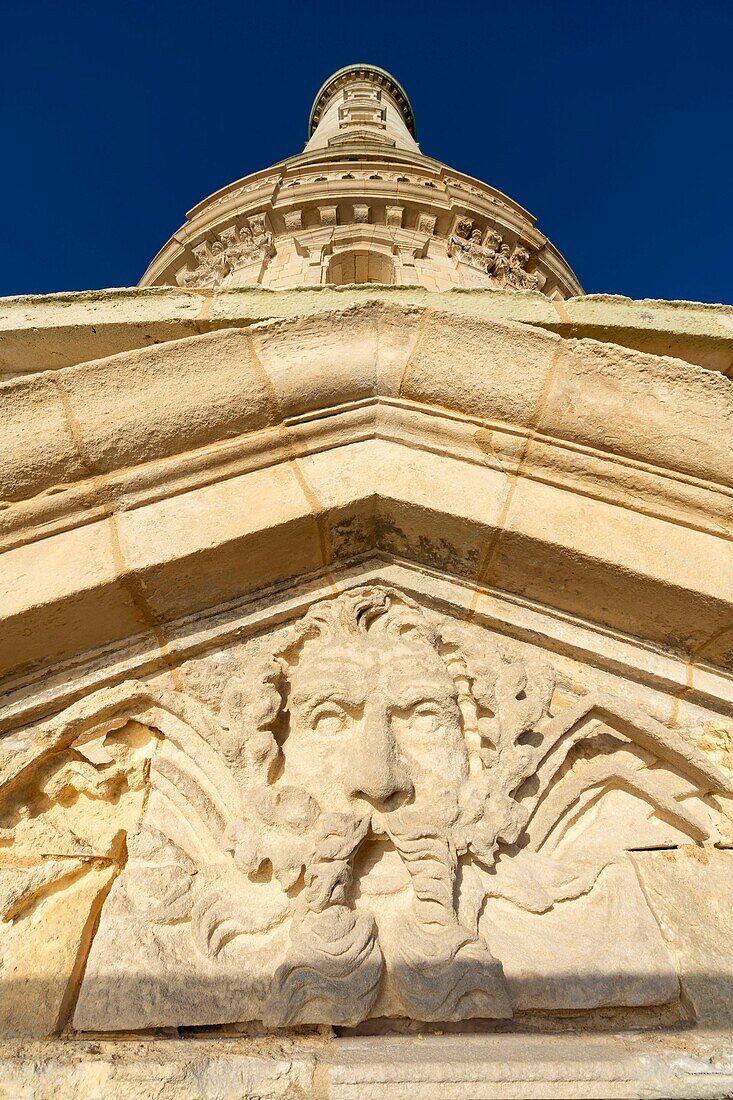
[326, 248, 395, 285]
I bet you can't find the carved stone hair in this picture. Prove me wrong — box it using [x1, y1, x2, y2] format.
[276, 585, 442, 662]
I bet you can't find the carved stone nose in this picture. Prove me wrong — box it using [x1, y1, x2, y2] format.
[348, 698, 413, 807]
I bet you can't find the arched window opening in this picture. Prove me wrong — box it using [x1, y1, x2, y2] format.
[326, 250, 395, 285]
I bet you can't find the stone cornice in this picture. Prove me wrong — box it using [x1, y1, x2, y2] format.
[1, 303, 731, 704]
[1, 286, 732, 378]
[308, 64, 416, 138]
[1, 391, 730, 554]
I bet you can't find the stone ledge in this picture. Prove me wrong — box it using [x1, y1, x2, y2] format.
[1, 285, 732, 377]
[0, 1031, 731, 1099]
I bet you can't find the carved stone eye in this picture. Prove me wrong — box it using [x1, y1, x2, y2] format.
[402, 703, 443, 735]
[311, 704, 350, 735]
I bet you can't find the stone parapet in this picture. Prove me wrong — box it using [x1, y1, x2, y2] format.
[2, 286, 733, 376]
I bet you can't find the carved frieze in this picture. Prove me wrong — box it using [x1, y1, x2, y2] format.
[180, 219, 275, 288]
[2, 586, 729, 1033]
[505, 243, 540, 290]
[448, 220, 540, 290]
[177, 203, 536, 294]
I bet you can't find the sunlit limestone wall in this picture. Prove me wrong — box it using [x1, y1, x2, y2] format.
[1, 63, 732, 1100]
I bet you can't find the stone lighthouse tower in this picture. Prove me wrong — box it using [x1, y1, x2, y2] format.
[140, 63, 581, 298]
[0, 65, 731, 1099]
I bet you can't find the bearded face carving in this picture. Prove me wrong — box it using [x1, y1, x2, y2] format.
[284, 622, 466, 819]
[8, 586, 730, 1033]
[217, 590, 511, 1024]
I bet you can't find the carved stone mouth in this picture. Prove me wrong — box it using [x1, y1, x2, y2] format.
[353, 839, 412, 897]
[358, 789, 414, 821]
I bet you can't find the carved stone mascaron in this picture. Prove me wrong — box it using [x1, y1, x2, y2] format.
[4, 585, 730, 1033]
[2, 56, 732, 1095]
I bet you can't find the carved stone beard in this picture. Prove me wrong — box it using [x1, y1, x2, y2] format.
[264, 811, 382, 1027]
[373, 811, 511, 1019]
[265, 805, 510, 1025]
[264, 609, 511, 1024]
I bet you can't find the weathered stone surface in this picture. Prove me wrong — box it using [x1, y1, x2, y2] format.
[482, 862, 679, 1011]
[3, 286, 733, 379]
[0, 864, 115, 1038]
[0, 1037, 321, 1099]
[633, 847, 733, 1027]
[0, 1032, 732, 1099]
[0, 61, 731, 1099]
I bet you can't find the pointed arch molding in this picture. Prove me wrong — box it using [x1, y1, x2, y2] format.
[1, 583, 731, 1033]
[1, 301, 732, 717]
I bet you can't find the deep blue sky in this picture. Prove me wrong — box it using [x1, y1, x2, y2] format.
[1, 1, 731, 303]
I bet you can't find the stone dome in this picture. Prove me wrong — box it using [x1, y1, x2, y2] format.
[139, 64, 582, 298]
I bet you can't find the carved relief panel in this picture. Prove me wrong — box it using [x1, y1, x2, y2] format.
[1, 587, 730, 1034]
[447, 220, 540, 290]
[178, 216, 276, 289]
